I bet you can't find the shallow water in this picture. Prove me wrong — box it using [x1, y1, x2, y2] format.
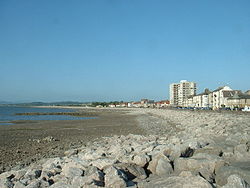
[0, 106, 95, 125]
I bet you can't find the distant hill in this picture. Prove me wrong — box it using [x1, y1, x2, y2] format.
[13, 101, 90, 106]
[0, 101, 14, 104]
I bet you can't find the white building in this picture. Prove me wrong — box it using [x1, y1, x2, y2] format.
[211, 86, 240, 109]
[192, 89, 211, 108]
[170, 80, 197, 106]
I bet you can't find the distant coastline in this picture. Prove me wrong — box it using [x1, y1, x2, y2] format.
[0, 106, 96, 125]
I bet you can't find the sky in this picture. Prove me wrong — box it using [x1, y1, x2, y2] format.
[0, 0, 250, 102]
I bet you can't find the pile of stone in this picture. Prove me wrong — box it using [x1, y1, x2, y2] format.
[136, 108, 250, 139]
[28, 136, 59, 144]
[1, 132, 250, 187]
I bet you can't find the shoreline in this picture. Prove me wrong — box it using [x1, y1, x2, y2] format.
[1, 108, 250, 187]
[0, 108, 143, 173]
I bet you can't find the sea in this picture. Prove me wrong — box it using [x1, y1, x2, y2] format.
[0, 106, 95, 125]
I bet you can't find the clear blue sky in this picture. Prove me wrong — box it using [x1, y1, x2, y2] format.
[1, 0, 250, 102]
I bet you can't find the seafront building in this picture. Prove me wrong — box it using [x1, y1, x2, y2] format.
[179, 84, 250, 110]
[94, 83, 249, 110]
[106, 99, 169, 108]
[169, 83, 179, 106]
[210, 86, 235, 109]
[170, 80, 197, 106]
[189, 88, 211, 108]
[227, 91, 250, 109]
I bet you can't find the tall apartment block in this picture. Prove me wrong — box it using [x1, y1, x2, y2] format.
[170, 80, 197, 106]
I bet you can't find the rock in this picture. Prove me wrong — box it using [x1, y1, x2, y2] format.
[104, 166, 127, 188]
[60, 159, 87, 177]
[84, 166, 104, 185]
[180, 146, 195, 158]
[42, 158, 63, 172]
[61, 166, 83, 178]
[234, 144, 250, 161]
[168, 136, 181, 145]
[50, 174, 69, 185]
[163, 145, 181, 161]
[179, 170, 193, 177]
[127, 164, 147, 180]
[155, 156, 173, 176]
[221, 175, 250, 188]
[137, 174, 213, 188]
[174, 153, 225, 182]
[90, 158, 117, 170]
[132, 154, 150, 167]
[0, 171, 16, 180]
[109, 147, 128, 159]
[115, 163, 147, 180]
[13, 181, 26, 188]
[78, 150, 102, 161]
[23, 169, 42, 180]
[140, 144, 156, 153]
[19, 178, 29, 186]
[71, 176, 93, 187]
[215, 161, 250, 186]
[223, 151, 235, 161]
[64, 149, 78, 157]
[43, 136, 57, 142]
[63, 157, 89, 170]
[148, 154, 173, 176]
[49, 182, 70, 188]
[71, 175, 104, 187]
[234, 144, 248, 153]
[24, 180, 40, 188]
[152, 144, 169, 154]
[117, 154, 133, 164]
[194, 145, 223, 156]
[182, 139, 208, 150]
[25, 179, 49, 188]
[40, 170, 57, 180]
[14, 170, 27, 180]
[0, 178, 14, 188]
[71, 176, 85, 187]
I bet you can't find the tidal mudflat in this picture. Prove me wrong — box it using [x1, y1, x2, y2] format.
[0, 108, 143, 173]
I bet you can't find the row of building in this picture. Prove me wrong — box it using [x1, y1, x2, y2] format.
[107, 99, 170, 108]
[170, 80, 250, 110]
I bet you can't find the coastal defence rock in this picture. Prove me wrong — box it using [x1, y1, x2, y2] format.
[137, 174, 213, 188]
[104, 166, 127, 188]
[132, 154, 150, 167]
[174, 153, 225, 183]
[233, 144, 250, 161]
[89, 158, 117, 170]
[0, 132, 248, 187]
[64, 149, 78, 157]
[221, 175, 250, 188]
[148, 154, 173, 176]
[114, 163, 147, 181]
[61, 166, 83, 178]
[0, 133, 244, 187]
[215, 161, 250, 186]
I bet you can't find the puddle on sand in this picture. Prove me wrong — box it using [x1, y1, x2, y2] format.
[0, 121, 14, 125]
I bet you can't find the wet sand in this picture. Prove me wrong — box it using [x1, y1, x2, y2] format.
[0, 108, 144, 173]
